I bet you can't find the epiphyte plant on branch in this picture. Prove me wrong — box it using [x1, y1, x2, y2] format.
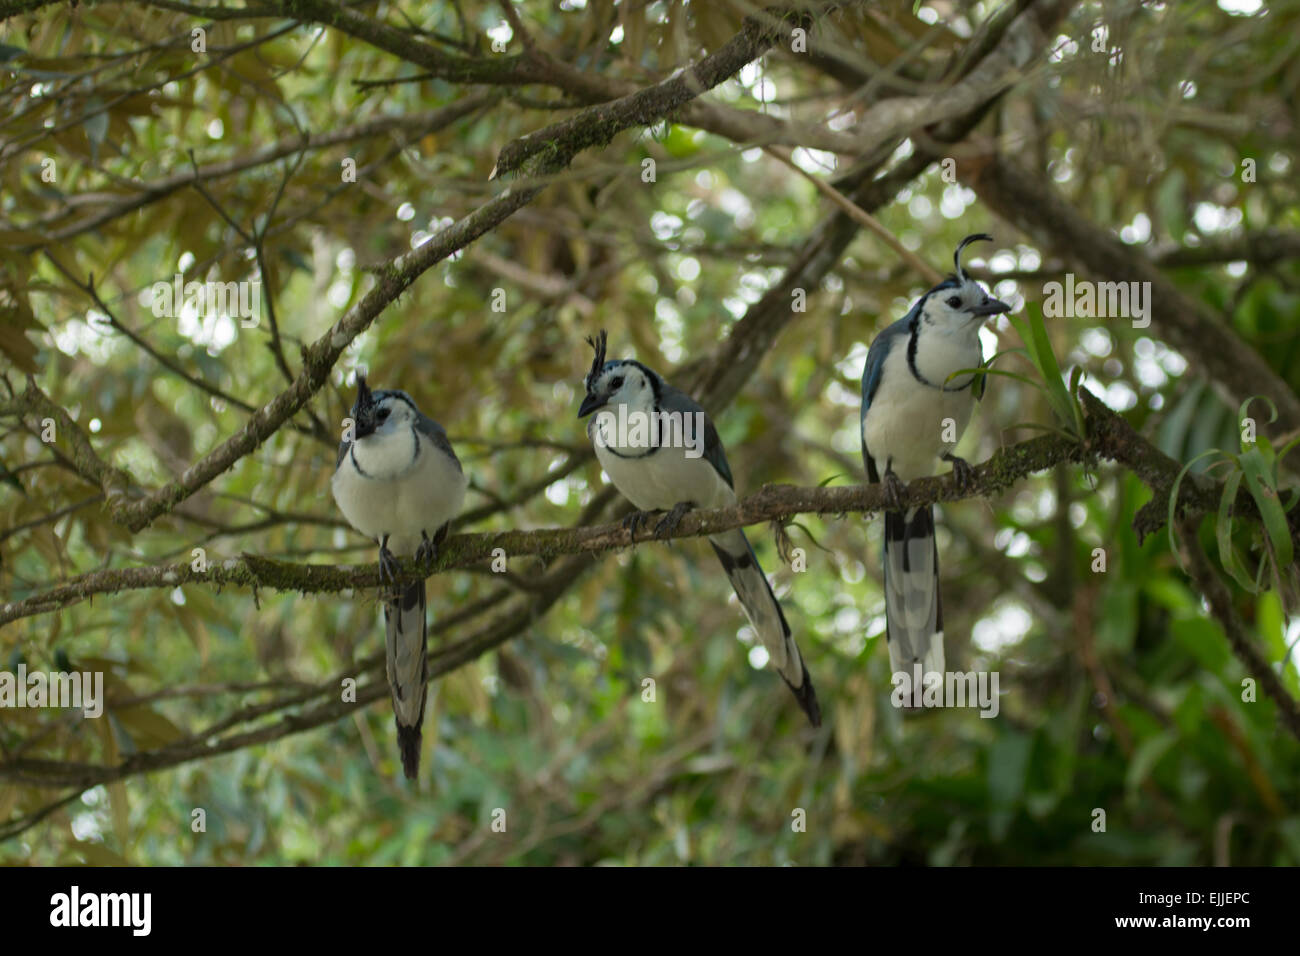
[577, 330, 821, 727]
[1170, 394, 1300, 599]
[330, 375, 467, 779]
[859, 234, 1012, 690]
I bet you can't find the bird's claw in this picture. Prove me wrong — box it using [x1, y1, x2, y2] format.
[946, 454, 975, 492]
[883, 471, 907, 511]
[623, 510, 653, 537]
[378, 542, 400, 590]
[416, 530, 438, 566]
[655, 501, 691, 539]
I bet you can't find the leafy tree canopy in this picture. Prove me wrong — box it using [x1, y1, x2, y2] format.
[1, 0, 1298, 866]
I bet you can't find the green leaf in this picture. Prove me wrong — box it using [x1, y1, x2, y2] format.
[1007, 305, 1081, 436]
[663, 124, 701, 159]
[1257, 590, 1285, 657]
[787, 520, 834, 555]
[1274, 431, 1300, 472]
[1166, 448, 1224, 569]
[949, 365, 1043, 393]
[1239, 447, 1292, 570]
[1237, 395, 1278, 454]
[1126, 730, 1177, 796]
[1216, 469, 1256, 592]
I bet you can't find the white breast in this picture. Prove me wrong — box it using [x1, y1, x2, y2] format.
[912, 328, 982, 393]
[861, 337, 979, 482]
[593, 439, 736, 513]
[331, 429, 467, 555]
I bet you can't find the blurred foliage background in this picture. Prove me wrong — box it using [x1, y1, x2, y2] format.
[2, 0, 1299, 865]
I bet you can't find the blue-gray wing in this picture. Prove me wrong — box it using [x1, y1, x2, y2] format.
[658, 384, 734, 490]
[414, 412, 463, 473]
[860, 316, 910, 418]
[860, 317, 910, 484]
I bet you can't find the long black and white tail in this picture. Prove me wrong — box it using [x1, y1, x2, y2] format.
[709, 528, 821, 726]
[384, 580, 428, 780]
[882, 505, 945, 683]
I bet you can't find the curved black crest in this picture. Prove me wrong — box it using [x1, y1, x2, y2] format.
[585, 329, 608, 387]
[954, 233, 994, 282]
[354, 373, 374, 409]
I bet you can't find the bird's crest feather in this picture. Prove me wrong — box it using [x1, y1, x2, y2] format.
[953, 233, 993, 283]
[585, 330, 608, 389]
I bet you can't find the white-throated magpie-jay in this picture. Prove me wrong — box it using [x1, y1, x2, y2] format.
[578, 331, 821, 726]
[331, 376, 467, 779]
[860, 235, 1011, 686]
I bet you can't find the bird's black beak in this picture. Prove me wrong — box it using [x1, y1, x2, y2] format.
[968, 297, 1012, 318]
[577, 392, 604, 418]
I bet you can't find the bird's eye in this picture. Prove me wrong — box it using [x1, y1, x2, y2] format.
[946, 296, 962, 308]
[610, 376, 624, 389]
[377, 408, 390, 421]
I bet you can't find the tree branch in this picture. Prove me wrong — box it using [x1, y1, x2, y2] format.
[968, 229, 1300, 282]
[11, 385, 1291, 631]
[1, 388, 1269, 627]
[0, 378, 133, 507]
[491, 3, 825, 178]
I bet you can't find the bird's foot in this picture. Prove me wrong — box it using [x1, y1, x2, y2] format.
[883, 470, 907, 511]
[623, 510, 655, 537]
[416, 530, 438, 567]
[944, 453, 975, 492]
[655, 501, 692, 539]
[378, 536, 400, 590]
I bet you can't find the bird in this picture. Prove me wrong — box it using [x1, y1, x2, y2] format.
[860, 234, 1011, 690]
[330, 375, 467, 779]
[577, 331, 821, 727]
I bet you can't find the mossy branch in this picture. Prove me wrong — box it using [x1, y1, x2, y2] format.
[1, 378, 133, 507]
[8, 391, 1288, 627]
